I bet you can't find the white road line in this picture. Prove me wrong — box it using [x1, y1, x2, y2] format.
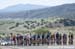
[48, 46, 75, 49]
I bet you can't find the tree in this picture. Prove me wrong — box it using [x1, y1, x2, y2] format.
[16, 23, 19, 27]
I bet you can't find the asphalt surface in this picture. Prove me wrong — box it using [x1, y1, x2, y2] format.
[0, 45, 75, 49]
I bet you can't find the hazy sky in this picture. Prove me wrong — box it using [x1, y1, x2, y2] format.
[0, 0, 75, 9]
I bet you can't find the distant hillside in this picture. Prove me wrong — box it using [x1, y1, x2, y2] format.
[0, 4, 46, 12]
[45, 19, 75, 28]
[58, 19, 75, 26]
[0, 3, 75, 19]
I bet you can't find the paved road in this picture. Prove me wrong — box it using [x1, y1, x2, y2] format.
[0, 46, 75, 49]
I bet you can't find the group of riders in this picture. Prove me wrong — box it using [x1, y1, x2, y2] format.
[10, 32, 74, 46]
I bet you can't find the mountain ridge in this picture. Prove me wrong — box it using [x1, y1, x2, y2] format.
[0, 4, 47, 12]
[0, 3, 75, 19]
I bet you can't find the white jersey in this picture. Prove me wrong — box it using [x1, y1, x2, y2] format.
[26, 34, 31, 39]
